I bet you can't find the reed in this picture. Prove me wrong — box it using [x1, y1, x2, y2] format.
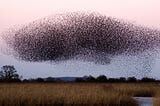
[1, 83, 159, 106]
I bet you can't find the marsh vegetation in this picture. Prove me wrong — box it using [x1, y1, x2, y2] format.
[0, 83, 160, 106]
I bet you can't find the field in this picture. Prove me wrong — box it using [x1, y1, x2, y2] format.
[1, 83, 160, 106]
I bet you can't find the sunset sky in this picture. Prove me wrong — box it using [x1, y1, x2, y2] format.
[0, 0, 160, 79]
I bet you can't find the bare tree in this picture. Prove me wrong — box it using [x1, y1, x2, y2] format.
[0, 65, 21, 82]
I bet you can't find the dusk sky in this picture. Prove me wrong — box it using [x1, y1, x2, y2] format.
[0, 0, 160, 79]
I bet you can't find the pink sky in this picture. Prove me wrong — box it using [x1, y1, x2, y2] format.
[0, 0, 160, 31]
[1, 0, 160, 48]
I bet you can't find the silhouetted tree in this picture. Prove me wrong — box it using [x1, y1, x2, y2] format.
[45, 77, 55, 82]
[75, 78, 85, 82]
[119, 77, 126, 82]
[97, 75, 107, 82]
[127, 77, 137, 82]
[0, 65, 21, 82]
[23, 79, 29, 82]
[35, 78, 44, 82]
[86, 75, 96, 82]
[108, 78, 119, 82]
[0, 70, 4, 81]
[141, 77, 156, 82]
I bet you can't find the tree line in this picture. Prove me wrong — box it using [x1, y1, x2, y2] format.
[0, 65, 159, 83]
[75, 75, 158, 83]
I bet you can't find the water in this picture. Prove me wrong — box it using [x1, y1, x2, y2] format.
[133, 97, 153, 106]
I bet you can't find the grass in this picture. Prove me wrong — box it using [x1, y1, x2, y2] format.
[1, 83, 160, 106]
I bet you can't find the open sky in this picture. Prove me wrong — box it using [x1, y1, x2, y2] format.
[0, 0, 160, 79]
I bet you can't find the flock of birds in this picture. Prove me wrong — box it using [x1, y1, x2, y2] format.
[1, 12, 160, 75]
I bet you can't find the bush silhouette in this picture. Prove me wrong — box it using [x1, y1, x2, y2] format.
[141, 77, 156, 82]
[97, 75, 107, 82]
[86, 75, 96, 82]
[75, 78, 85, 82]
[119, 77, 126, 82]
[127, 77, 137, 82]
[35, 78, 44, 82]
